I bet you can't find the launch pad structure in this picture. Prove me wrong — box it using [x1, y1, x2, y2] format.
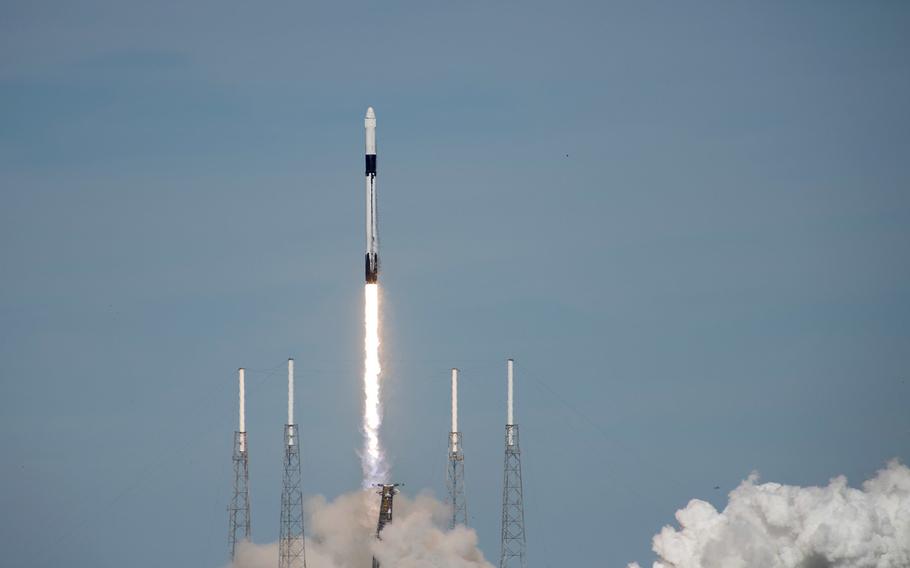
[279, 359, 307, 568]
[500, 359, 527, 568]
[371, 483, 401, 568]
[225, 107, 535, 568]
[228, 368, 251, 561]
[447, 368, 467, 528]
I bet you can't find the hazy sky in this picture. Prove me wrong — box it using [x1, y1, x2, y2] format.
[2, 2, 909, 567]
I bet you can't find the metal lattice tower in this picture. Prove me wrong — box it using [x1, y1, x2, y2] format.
[372, 483, 401, 568]
[447, 368, 467, 528]
[500, 359, 527, 568]
[228, 368, 251, 561]
[279, 359, 307, 568]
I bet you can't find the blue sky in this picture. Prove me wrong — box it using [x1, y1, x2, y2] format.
[2, 2, 909, 566]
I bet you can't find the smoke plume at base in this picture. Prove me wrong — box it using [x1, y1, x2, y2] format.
[227, 490, 493, 568]
[629, 460, 910, 568]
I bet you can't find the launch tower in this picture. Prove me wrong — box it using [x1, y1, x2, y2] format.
[447, 368, 467, 528]
[279, 359, 307, 568]
[371, 483, 401, 568]
[499, 359, 527, 568]
[228, 368, 251, 561]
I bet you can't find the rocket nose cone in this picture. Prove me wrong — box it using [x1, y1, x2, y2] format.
[366, 106, 375, 119]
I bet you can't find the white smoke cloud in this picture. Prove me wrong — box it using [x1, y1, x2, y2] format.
[230, 541, 278, 568]
[373, 494, 491, 568]
[630, 460, 910, 568]
[228, 490, 494, 568]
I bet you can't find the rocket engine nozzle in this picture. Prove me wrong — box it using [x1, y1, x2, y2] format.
[365, 252, 379, 283]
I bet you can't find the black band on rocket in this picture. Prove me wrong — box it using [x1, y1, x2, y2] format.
[365, 155, 377, 175]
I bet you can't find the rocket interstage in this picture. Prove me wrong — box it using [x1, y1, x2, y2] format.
[365, 106, 379, 284]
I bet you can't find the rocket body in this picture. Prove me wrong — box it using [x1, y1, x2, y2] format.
[365, 107, 379, 283]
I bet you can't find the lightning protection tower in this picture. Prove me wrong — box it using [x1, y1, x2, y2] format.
[279, 358, 307, 568]
[499, 359, 527, 568]
[372, 483, 401, 568]
[228, 368, 251, 561]
[447, 368, 467, 528]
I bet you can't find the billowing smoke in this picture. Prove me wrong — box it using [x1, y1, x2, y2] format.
[228, 490, 493, 568]
[630, 460, 910, 568]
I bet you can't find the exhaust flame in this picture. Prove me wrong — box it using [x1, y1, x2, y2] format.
[362, 283, 387, 486]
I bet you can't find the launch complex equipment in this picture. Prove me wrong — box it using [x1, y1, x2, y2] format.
[280, 358, 307, 568]
[224, 105, 535, 567]
[371, 483, 402, 568]
[447, 368, 467, 528]
[228, 368, 251, 561]
[499, 359, 527, 568]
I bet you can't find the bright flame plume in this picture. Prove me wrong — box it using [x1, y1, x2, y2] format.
[362, 283, 387, 486]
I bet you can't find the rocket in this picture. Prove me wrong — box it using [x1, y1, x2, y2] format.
[365, 107, 379, 284]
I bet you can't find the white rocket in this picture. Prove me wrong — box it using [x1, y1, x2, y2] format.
[365, 107, 379, 283]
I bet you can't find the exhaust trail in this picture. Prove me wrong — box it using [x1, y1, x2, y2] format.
[361, 107, 387, 487]
[362, 283, 386, 485]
